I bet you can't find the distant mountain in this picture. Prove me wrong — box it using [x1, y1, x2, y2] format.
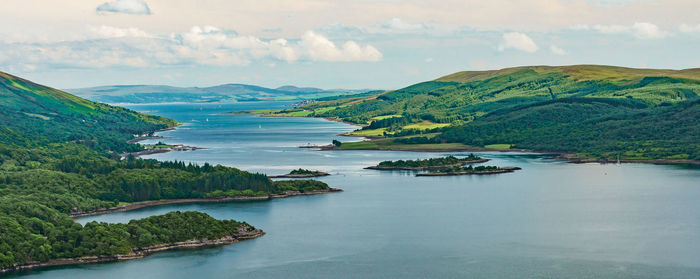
[67, 83, 372, 104]
[275, 85, 324, 93]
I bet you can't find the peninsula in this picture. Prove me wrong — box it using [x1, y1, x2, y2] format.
[0, 212, 264, 274]
[0, 71, 342, 273]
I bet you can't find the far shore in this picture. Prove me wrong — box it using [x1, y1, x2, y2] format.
[320, 144, 700, 166]
[0, 225, 264, 274]
[195, 109, 699, 166]
[69, 188, 343, 218]
[221, 110, 366, 128]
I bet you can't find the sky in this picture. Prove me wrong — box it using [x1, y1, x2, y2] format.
[1, 0, 699, 90]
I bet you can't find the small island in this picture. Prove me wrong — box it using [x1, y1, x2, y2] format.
[269, 168, 330, 178]
[366, 155, 489, 171]
[416, 165, 521, 176]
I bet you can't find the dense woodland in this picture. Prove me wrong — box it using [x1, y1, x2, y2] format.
[0, 71, 328, 269]
[376, 155, 481, 168]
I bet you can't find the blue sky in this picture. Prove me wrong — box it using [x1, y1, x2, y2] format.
[1, 0, 699, 90]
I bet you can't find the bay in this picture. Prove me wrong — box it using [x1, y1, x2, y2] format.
[9, 102, 700, 278]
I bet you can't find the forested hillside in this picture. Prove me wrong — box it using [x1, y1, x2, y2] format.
[302, 65, 700, 161]
[0, 72, 328, 270]
[0, 72, 177, 153]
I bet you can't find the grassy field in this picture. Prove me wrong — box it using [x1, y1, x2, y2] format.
[484, 144, 511, 149]
[402, 121, 451, 130]
[284, 110, 313, 116]
[345, 128, 387, 136]
[371, 114, 402, 120]
[313, 106, 345, 114]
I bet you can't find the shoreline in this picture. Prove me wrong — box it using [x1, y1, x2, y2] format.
[0, 225, 265, 274]
[269, 172, 330, 178]
[319, 145, 700, 166]
[127, 136, 170, 144]
[257, 112, 699, 167]
[208, 106, 696, 166]
[125, 123, 205, 158]
[416, 166, 522, 176]
[221, 110, 366, 128]
[122, 145, 206, 158]
[69, 188, 343, 218]
[365, 158, 490, 171]
[557, 155, 700, 166]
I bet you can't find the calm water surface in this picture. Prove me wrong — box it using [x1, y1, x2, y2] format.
[9, 102, 700, 278]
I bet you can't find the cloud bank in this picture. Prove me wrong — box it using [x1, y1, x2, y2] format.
[97, 0, 151, 15]
[300, 31, 382, 62]
[679, 24, 700, 33]
[0, 25, 382, 71]
[574, 22, 668, 39]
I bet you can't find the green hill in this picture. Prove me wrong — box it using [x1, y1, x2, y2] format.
[302, 65, 700, 161]
[0, 71, 177, 152]
[436, 65, 700, 83]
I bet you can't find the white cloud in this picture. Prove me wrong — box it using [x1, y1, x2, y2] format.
[679, 24, 700, 33]
[374, 18, 430, 33]
[300, 31, 382, 62]
[88, 25, 151, 38]
[550, 45, 566, 55]
[0, 26, 381, 71]
[498, 32, 538, 53]
[319, 18, 434, 36]
[592, 24, 631, 34]
[97, 0, 151, 15]
[577, 22, 669, 39]
[631, 22, 667, 39]
[569, 24, 591, 31]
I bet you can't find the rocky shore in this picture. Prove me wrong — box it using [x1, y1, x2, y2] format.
[365, 158, 490, 171]
[121, 144, 205, 158]
[557, 154, 700, 165]
[416, 166, 522, 176]
[69, 188, 343, 218]
[0, 225, 264, 274]
[269, 172, 330, 178]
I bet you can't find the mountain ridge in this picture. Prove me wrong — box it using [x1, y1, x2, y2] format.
[67, 83, 372, 104]
[436, 65, 700, 83]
